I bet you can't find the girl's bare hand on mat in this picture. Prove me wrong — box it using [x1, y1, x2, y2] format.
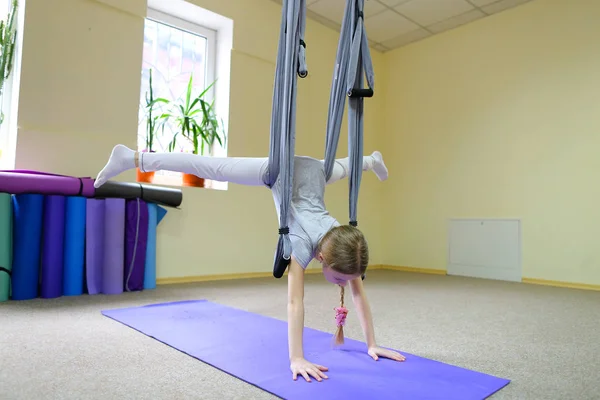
[290, 358, 329, 382]
[368, 346, 406, 362]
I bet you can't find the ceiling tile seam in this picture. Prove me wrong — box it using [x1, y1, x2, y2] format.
[464, 0, 489, 15]
[372, 0, 434, 34]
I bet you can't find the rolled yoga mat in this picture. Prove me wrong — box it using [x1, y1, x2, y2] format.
[94, 180, 182, 208]
[11, 194, 45, 300]
[102, 300, 511, 400]
[85, 199, 105, 295]
[40, 195, 66, 299]
[63, 196, 86, 296]
[143, 204, 167, 290]
[103, 198, 125, 295]
[0, 170, 182, 209]
[0, 170, 95, 197]
[0, 193, 12, 302]
[124, 198, 148, 292]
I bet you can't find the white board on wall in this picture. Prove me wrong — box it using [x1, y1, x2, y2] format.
[447, 219, 522, 282]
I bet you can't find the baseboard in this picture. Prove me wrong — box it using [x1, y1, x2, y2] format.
[156, 265, 600, 293]
[376, 265, 447, 275]
[156, 265, 443, 285]
[156, 267, 322, 285]
[522, 277, 600, 292]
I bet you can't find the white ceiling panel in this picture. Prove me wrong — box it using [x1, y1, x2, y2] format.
[482, 0, 532, 14]
[307, 0, 346, 25]
[269, 0, 534, 52]
[395, 0, 475, 27]
[468, 0, 502, 6]
[365, 10, 420, 42]
[427, 8, 485, 33]
[377, 0, 411, 7]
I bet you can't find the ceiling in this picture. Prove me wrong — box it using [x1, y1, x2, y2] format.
[270, 0, 533, 52]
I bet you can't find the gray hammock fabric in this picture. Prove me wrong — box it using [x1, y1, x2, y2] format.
[269, 0, 373, 278]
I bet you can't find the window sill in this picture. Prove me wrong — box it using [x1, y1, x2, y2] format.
[137, 170, 227, 191]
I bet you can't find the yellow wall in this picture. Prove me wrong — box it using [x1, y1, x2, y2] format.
[17, 0, 595, 286]
[14, 0, 386, 278]
[381, 0, 600, 285]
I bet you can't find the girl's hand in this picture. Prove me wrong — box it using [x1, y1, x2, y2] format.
[368, 346, 406, 362]
[290, 357, 329, 382]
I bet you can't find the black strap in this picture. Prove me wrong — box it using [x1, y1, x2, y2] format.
[279, 227, 289, 235]
[299, 39, 306, 48]
[349, 220, 358, 227]
[0, 266, 11, 276]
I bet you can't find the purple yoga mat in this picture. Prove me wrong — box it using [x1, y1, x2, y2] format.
[124, 199, 148, 291]
[102, 300, 510, 400]
[103, 198, 125, 295]
[40, 195, 66, 298]
[85, 199, 105, 295]
[0, 170, 95, 197]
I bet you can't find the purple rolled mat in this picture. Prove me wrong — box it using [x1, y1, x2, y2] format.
[103, 198, 126, 295]
[40, 195, 66, 299]
[0, 170, 95, 197]
[85, 199, 105, 295]
[124, 199, 149, 292]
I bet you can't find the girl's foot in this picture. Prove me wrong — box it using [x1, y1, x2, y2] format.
[94, 144, 136, 188]
[371, 151, 388, 181]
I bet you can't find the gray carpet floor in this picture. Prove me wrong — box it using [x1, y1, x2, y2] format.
[1, 270, 599, 399]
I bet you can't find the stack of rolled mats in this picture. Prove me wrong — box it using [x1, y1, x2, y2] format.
[0, 170, 182, 302]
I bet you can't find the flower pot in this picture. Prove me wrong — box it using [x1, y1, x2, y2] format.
[182, 173, 205, 188]
[136, 168, 155, 183]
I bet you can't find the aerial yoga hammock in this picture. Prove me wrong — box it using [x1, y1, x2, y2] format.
[268, 0, 374, 278]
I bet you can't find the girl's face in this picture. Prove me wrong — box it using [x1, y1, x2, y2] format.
[317, 252, 360, 286]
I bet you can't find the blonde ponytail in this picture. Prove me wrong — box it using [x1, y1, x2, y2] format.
[333, 285, 348, 346]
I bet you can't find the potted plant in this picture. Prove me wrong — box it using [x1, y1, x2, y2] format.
[161, 74, 226, 187]
[137, 68, 169, 183]
[0, 0, 18, 127]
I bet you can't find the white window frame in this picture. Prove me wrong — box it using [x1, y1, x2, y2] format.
[0, 0, 23, 170]
[145, 8, 217, 105]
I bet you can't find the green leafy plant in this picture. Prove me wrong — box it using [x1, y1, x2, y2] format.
[161, 74, 226, 155]
[143, 68, 169, 152]
[0, 0, 18, 125]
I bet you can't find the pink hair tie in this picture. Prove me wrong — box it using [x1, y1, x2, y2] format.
[334, 306, 348, 327]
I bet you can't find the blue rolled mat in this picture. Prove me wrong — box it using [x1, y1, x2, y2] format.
[85, 199, 105, 295]
[157, 205, 167, 224]
[11, 194, 44, 300]
[144, 203, 158, 290]
[63, 196, 86, 296]
[103, 198, 125, 295]
[41, 195, 66, 299]
[0, 193, 12, 302]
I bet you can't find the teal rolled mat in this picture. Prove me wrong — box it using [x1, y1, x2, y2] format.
[143, 204, 167, 290]
[143, 203, 158, 290]
[0, 193, 12, 302]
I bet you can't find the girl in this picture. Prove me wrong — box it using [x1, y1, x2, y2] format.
[94, 144, 406, 382]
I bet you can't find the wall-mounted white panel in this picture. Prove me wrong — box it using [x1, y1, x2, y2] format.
[448, 219, 521, 282]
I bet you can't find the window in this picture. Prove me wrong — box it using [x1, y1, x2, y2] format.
[0, 0, 22, 170]
[138, 5, 230, 190]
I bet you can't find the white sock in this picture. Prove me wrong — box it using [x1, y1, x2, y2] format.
[94, 144, 136, 188]
[370, 151, 388, 181]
